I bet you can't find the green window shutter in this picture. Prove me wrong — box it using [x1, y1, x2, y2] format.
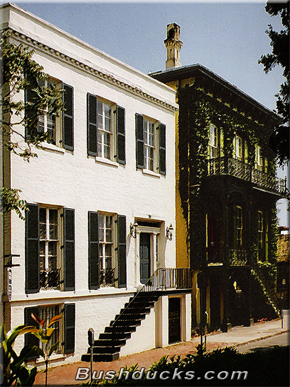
[116, 106, 126, 165]
[25, 75, 39, 140]
[158, 123, 166, 175]
[64, 303, 75, 354]
[25, 204, 40, 294]
[24, 306, 39, 360]
[88, 211, 99, 290]
[117, 215, 127, 288]
[135, 114, 144, 169]
[63, 208, 75, 291]
[87, 93, 98, 156]
[62, 84, 74, 150]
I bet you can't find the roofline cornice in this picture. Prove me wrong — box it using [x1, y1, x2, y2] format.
[7, 28, 177, 113]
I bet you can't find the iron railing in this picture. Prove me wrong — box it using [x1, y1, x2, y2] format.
[141, 268, 192, 292]
[228, 249, 248, 266]
[40, 268, 61, 289]
[99, 268, 116, 286]
[207, 157, 287, 195]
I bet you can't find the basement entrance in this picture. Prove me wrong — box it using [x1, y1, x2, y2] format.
[168, 297, 181, 344]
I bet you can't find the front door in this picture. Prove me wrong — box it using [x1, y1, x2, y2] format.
[140, 233, 151, 284]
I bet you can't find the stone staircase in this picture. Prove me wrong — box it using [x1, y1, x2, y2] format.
[81, 291, 160, 362]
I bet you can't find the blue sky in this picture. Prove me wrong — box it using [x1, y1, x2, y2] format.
[14, 1, 289, 225]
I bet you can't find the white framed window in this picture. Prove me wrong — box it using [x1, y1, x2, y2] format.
[235, 136, 243, 160]
[37, 78, 62, 145]
[98, 213, 116, 286]
[209, 124, 219, 159]
[39, 304, 62, 354]
[97, 100, 113, 159]
[39, 207, 61, 289]
[143, 118, 156, 171]
[256, 145, 263, 169]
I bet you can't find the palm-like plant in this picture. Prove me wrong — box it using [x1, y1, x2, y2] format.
[30, 313, 62, 387]
[1, 324, 38, 386]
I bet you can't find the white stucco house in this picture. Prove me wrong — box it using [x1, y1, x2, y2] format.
[0, 3, 191, 365]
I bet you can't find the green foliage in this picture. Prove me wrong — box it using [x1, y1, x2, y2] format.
[0, 324, 38, 386]
[29, 313, 62, 387]
[0, 29, 64, 218]
[259, 2, 289, 165]
[1, 187, 28, 220]
[87, 345, 289, 386]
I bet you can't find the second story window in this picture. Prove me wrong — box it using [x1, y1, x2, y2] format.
[235, 136, 243, 160]
[135, 114, 166, 175]
[209, 124, 219, 158]
[25, 76, 74, 151]
[144, 119, 155, 171]
[87, 93, 125, 164]
[256, 145, 263, 170]
[97, 101, 112, 159]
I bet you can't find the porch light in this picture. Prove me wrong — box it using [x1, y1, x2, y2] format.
[130, 222, 138, 238]
[166, 224, 174, 241]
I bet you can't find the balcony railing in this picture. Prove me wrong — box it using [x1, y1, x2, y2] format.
[141, 268, 192, 292]
[228, 249, 248, 266]
[40, 269, 61, 289]
[207, 157, 287, 195]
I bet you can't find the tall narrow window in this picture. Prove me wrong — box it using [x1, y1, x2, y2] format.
[143, 119, 155, 171]
[258, 211, 264, 260]
[209, 124, 218, 158]
[97, 101, 112, 159]
[39, 207, 60, 289]
[236, 206, 243, 248]
[37, 79, 59, 145]
[235, 136, 243, 159]
[98, 214, 114, 286]
[39, 305, 61, 353]
[256, 145, 263, 170]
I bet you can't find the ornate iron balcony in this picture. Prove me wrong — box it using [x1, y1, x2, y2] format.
[207, 157, 287, 195]
[40, 269, 61, 289]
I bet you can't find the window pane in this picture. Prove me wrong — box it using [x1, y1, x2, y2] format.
[39, 208, 46, 239]
[105, 244, 112, 259]
[49, 209, 58, 239]
[105, 256, 112, 269]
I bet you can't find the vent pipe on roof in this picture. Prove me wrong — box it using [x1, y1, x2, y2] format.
[164, 23, 183, 69]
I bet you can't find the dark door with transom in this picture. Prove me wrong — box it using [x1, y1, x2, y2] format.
[168, 297, 181, 344]
[140, 233, 151, 284]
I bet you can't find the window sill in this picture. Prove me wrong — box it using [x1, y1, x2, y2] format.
[95, 157, 119, 168]
[39, 142, 65, 154]
[36, 353, 66, 364]
[142, 169, 161, 178]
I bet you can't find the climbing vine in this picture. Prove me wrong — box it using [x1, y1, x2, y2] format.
[177, 83, 279, 269]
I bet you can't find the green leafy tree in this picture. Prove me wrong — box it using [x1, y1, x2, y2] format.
[259, 2, 289, 165]
[0, 29, 64, 218]
[1, 324, 38, 386]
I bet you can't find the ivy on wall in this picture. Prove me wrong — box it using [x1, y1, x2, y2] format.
[177, 83, 279, 269]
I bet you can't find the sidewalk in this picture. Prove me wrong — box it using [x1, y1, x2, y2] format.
[34, 318, 288, 386]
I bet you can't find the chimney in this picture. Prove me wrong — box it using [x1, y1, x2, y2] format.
[164, 23, 183, 69]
